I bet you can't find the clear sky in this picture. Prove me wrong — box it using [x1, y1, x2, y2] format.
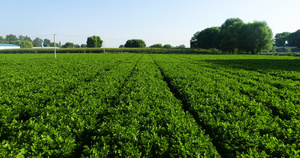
[1, 0, 299, 48]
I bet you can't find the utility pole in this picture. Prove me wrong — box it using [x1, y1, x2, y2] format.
[103, 41, 105, 53]
[54, 34, 56, 58]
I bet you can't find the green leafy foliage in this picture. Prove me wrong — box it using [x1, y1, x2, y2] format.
[125, 39, 146, 48]
[0, 53, 220, 157]
[151, 54, 300, 157]
[191, 27, 221, 49]
[275, 32, 291, 47]
[288, 30, 300, 48]
[1, 53, 299, 157]
[86, 35, 103, 48]
[191, 18, 274, 54]
[62, 42, 75, 48]
[149, 43, 163, 48]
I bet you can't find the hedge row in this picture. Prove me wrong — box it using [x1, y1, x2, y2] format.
[0, 48, 210, 54]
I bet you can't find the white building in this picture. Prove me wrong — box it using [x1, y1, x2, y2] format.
[0, 44, 21, 49]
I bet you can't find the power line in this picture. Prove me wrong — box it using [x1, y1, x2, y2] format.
[57, 34, 86, 38]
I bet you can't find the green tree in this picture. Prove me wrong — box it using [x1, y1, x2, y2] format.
[21, 41, 33, 48]
[81, 44, 87, 48]
[6, 34, 18, 44]
[18, 35, 25, 41]
[220, 18, 244, 52]
[14, 40, 33, 48]
[50, 42, 59, 47]
[32, 37, 43, 47]
[62, 42, 75, 48]
[175, 44, 186, 48]
[18, 35, 32, 41]
[43, 39, 51, 47]
[87, 35, 103, 48]
[239, 21, 273, 54]
[0, 36, 8, 43]
[150, 43, 163, 48]
[191, 27, 221, 49]
[221, 18, 243, 30]
[288, 30, 300, 48]
[163, 44, 172, 48]
[119, 44, 125, 48]
[124, 39, 146, 48]
[190, 31, 200, 48]
[275, 32, 291, 47]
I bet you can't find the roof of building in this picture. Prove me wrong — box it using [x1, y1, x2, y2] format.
[0, 44, 20, 47]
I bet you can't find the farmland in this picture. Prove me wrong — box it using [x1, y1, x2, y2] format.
[1, 53, 300, 157]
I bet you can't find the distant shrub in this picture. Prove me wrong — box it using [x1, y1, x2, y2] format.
[209, 48, 220, 54]
[150, 44, 163, 48]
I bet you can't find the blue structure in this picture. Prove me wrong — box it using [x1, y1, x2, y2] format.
[0, 44, 20, 49]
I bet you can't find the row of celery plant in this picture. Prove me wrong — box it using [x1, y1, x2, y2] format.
[151, 54, 300, 157]
[81, 54, 220, 157]
[0, 54, 141, 157]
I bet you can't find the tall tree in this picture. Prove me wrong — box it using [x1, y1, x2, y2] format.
[6, 34, 18, 44]
[14, 40, 33, 48]
[62, 42, 75, 48]
[23, 36, 32, 42]
[43, 39, 51, 47]
[0, 36, 7, 43]
[239, 21, 273, 54]
[191, 27, 221, 49]
[220, 18, 244, 52]
[275, 32, 291, 47]
[87, 35, 103, 48]
[18, 35, 31, 41]
[191, 18, 274, 53]
[288, 30, 300, 48]
[221, 18, 243, 30]
[18, 35, 25, 41]
[32, 37, 43, 47]
[124, 39, 146, 48]
[21, 41, 33, 48]
[50, 42, 59, 47]
[190, 31, 200, 48]
[163, 44, 172, 48]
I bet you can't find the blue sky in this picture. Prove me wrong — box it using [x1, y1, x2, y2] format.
[1, 0, 299, 48]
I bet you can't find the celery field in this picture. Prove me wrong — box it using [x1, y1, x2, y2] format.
[1, 53, 300, 157]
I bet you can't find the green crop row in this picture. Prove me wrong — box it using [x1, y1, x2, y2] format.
[0, 54, 141, 157]
[81, 54, 220, 157]
[0, 54, 220, 157]
[151, 54, 300, 157]
[1, 53, 300, 157]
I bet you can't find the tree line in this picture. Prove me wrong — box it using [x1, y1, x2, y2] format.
[119, 39, 182, 48]
[0, 34, 62, 48]
[274, 30, 300, 48]
[0, 34, 184, 49]
[190, 18, 274, 54]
